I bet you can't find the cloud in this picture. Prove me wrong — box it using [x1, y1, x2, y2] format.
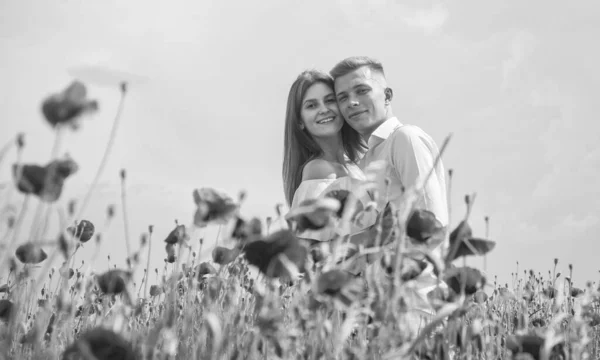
[401, 3, 449, 34]
[501, 30, 536, 88]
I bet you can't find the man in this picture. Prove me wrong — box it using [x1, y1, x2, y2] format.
[331, 56, 449, 317]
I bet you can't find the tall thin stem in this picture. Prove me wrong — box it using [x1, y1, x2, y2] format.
[120, 169, 132, 265]
[70, 82, 128, 226]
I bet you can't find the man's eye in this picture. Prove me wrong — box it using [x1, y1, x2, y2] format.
[338, 97, 347, 102]
[358, 88, 368, 94]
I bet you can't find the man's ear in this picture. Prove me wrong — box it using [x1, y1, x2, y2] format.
[384, 87, 393, 104]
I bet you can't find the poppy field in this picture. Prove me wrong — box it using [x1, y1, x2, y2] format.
[1, 80, 600, 360]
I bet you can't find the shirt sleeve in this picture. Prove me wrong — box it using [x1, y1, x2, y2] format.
[390, 126, 449, 227]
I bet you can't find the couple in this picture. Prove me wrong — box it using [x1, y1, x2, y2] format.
[282, 56, 449, 316]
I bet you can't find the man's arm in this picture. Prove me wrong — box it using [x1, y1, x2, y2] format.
[391, 126, 448, 227]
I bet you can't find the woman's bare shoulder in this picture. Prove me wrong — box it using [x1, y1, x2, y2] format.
[301, 159, 338, 181]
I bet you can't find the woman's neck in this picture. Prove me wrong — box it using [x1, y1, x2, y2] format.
[314, 134, 345, 164]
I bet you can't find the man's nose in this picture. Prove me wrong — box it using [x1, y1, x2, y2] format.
[348, 95, 360, 106]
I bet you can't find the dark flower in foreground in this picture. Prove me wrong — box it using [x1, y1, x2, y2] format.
[164, 224, 188, 244]
[193, 188, 239, 227]
[570, 287, 584, 297]
[380, 254, 428, 281]
[242, 229, 307, 278]
[149, 285, 163, 297]
[443, 266, 486, 295]
[212, 246, 240, 265]
[15, 242, 48, 264]
[472, 290, 488, 304]
[406, 209, 444, 243]
[0, 299, 13, 322]
[0, 284, 8, 293]
[542, 287, 555, 299]
[61, 327, 138, 360]
[41, 80, 98, 130]
[285, 198, 340, 232]
[195, 262, 217, 279]
[449, 237, 496, 261]
[505, 333, 565, 360]
[13, 157, 79, 202]
[68, 219, 95, 242]
[97, 269, 131, 295]
[316, 269, 364, 306]
[231, 216, 262, 242]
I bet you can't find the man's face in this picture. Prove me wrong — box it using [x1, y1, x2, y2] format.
[334, 66, 389, 138]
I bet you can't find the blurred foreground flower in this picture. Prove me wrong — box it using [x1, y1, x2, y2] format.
[443, 266, 486, 295]
[61, 327, 138, 360]
[0, 299, 13, 322]
[164, 224, 188, 244]
[406, 209, 445, 245]
[97, 269, 131, 295]
[41, 80, 98, 130]
[15, 242, 48, 264]
[505, 333, 565, 360]
[193, 188, 238, 227]
[316, 269, 364, 306]
[13, 157, 79, 202]
[242, 229, 307, 278]
[212, 246, 240, 265]
[286, 197, 340, 232]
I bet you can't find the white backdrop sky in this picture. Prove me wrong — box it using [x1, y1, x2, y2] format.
[1, 0, 599, 290]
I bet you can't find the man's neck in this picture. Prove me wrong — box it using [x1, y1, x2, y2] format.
[362, 115, 396, 142]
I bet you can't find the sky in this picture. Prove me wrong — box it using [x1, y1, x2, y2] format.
[1, 0, 599, 292]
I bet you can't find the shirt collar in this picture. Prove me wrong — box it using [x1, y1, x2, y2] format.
[367, 117, 403, 148]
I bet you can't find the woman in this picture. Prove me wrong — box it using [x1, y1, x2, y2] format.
[281, 70, 377, 266]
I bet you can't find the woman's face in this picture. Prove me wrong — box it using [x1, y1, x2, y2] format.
[300, 82, 343, 138]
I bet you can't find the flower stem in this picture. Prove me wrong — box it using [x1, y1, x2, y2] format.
[70, 82, 128, 229]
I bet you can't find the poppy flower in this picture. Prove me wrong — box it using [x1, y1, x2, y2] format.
[212, 246, 240, 265]
[192, 188, 239, 227]
[195, 262, 217, 279]
[15, 242, 48, 264]
[406, 209, 444, 243]
[61, 327, 138, 360]
[41, 80, 98, 130]
[242, 229, 307, 278]
[165, 244, 175, 264]
[0, 299, 13, 322]
[13, 157, 79, 202]
[67, 219, 95, 242]
[316, 269, 365, 306]
[149, 285, 163, 297]
[285, 197, 340, 232]
[97, 269, 131, 295]
[472, 290, 488, 304]
[164, 224, 188, 245]
[505, 333, 565, 360]
[443, 266, 486, 295]
[570, 287, 584, 297]
[380, 254, 428, 281]
[448, 237, 496, 261]
[231, 216, 262, 242]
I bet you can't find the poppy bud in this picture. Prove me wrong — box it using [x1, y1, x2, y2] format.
[16, 133, 25, 149]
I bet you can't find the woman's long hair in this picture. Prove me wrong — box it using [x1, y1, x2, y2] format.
[282, 69, 367, 207]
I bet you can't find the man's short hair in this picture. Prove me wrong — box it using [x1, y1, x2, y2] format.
[329, 56, 385, 80]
